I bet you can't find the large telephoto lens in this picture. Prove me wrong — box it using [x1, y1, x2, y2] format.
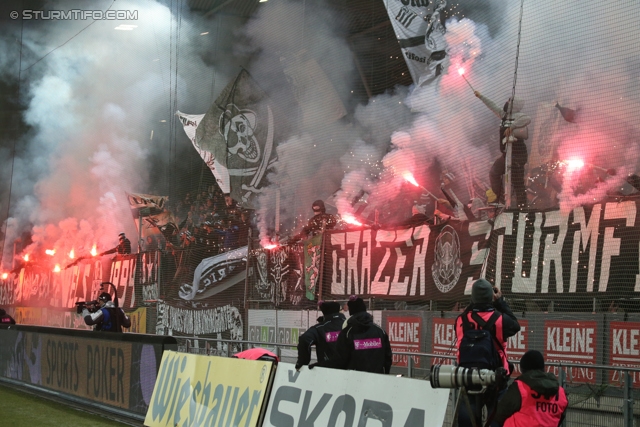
[430, 364, 498, 389]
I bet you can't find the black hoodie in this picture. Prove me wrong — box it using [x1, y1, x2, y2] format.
[494, 370, 567, 426]
[320, 311, 392, 374]
[296, 312, 346, 368]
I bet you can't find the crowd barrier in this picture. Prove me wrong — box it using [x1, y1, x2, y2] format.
[175, 338, 640, 427]
[0, 324, 177, 420]
[144, 350, 450, 427]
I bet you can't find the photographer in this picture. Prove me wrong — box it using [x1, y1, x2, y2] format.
[82, 292, 131, 332]
[455, 278, 521, 427]
[494, 350, 568, 427]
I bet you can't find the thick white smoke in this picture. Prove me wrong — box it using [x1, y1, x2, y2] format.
[0, 0, 215, 269]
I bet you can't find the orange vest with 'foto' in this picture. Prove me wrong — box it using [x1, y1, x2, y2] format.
[503, 380, 568, 427]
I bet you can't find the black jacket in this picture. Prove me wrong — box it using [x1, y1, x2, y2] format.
[494, 370, 567, 426]
[296, 313, 346, 368]
[321, 312, 393, 374]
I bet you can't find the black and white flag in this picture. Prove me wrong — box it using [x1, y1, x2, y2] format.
[181, 69, 279, 209]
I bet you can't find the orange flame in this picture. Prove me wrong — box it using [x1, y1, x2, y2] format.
[263, 243, 279, 250]
[45, 249, 56, 256]
[23, 254, 29, 262]
[403, 172, 419, 187]
[342, 214, 363, 226]
[68, 249, 75, 259]
[1, 273, 7, 280]
[90, 244, 98, 256]
[458, 67, 465, 75]
[53, 264, 61, 273]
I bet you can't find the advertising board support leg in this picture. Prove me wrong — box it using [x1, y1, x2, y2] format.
[407, 355, 413, 378]
[623, 370, 634, 427]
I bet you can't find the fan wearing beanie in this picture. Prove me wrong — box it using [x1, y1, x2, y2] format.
[454, 278, 521, 427]
[295, 301, 345, 371]
[494, 350, 568, 426]
[312, 296, 392, 374]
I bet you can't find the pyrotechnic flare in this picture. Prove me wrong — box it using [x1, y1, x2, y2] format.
[341, 214, 363, 226]
[458, 68, 475, 92]
[403, 172, 438, 200]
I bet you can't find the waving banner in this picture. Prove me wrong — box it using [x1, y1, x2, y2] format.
[187, 69, 279, 208]
[125, 192, 177, 244]
[382, 0, 449, 87]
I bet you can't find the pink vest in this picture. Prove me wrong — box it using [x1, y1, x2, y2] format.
[455, 311, 509, 373]
[503, 380, 568, 427]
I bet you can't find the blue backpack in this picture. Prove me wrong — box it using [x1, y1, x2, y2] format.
[459, 311, 502, 370]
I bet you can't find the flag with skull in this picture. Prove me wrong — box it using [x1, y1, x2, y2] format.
[193, 69, 278, 209]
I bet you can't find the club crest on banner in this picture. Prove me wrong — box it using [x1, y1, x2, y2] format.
[432, 225, 463, 293]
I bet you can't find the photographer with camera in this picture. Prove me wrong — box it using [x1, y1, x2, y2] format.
[494, 350, 567, 427]
[81, 292, 131, 332]
[455, 278, 521, 427]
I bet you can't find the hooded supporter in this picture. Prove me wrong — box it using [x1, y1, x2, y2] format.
[0, 308, 16, 325]
[316, 296, 392, 374]
[475, 91, 531, 209]
[293, 199, 337, 241]
[295, 301, 346, 370]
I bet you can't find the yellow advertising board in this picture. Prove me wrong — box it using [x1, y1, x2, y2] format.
[145, 351, 273, 427]
[127, 307, 147, 333]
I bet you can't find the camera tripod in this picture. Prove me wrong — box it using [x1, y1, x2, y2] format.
[450, 386, 499, 427]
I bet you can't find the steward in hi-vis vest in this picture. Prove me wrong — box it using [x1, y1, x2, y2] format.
[496, 350, 568, 427]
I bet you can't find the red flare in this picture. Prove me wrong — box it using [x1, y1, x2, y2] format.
[404, 172, 419, 187]
[342, 214, 363, 226]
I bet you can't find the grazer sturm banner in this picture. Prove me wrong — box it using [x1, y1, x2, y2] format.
[487, 200, 640, 298]
[190, 69, 280, 209]
[382, 0, 449, 87]
[145, 351, 273, 427]
[263, 363, 450, 427]
[326, 220, 492, 300]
